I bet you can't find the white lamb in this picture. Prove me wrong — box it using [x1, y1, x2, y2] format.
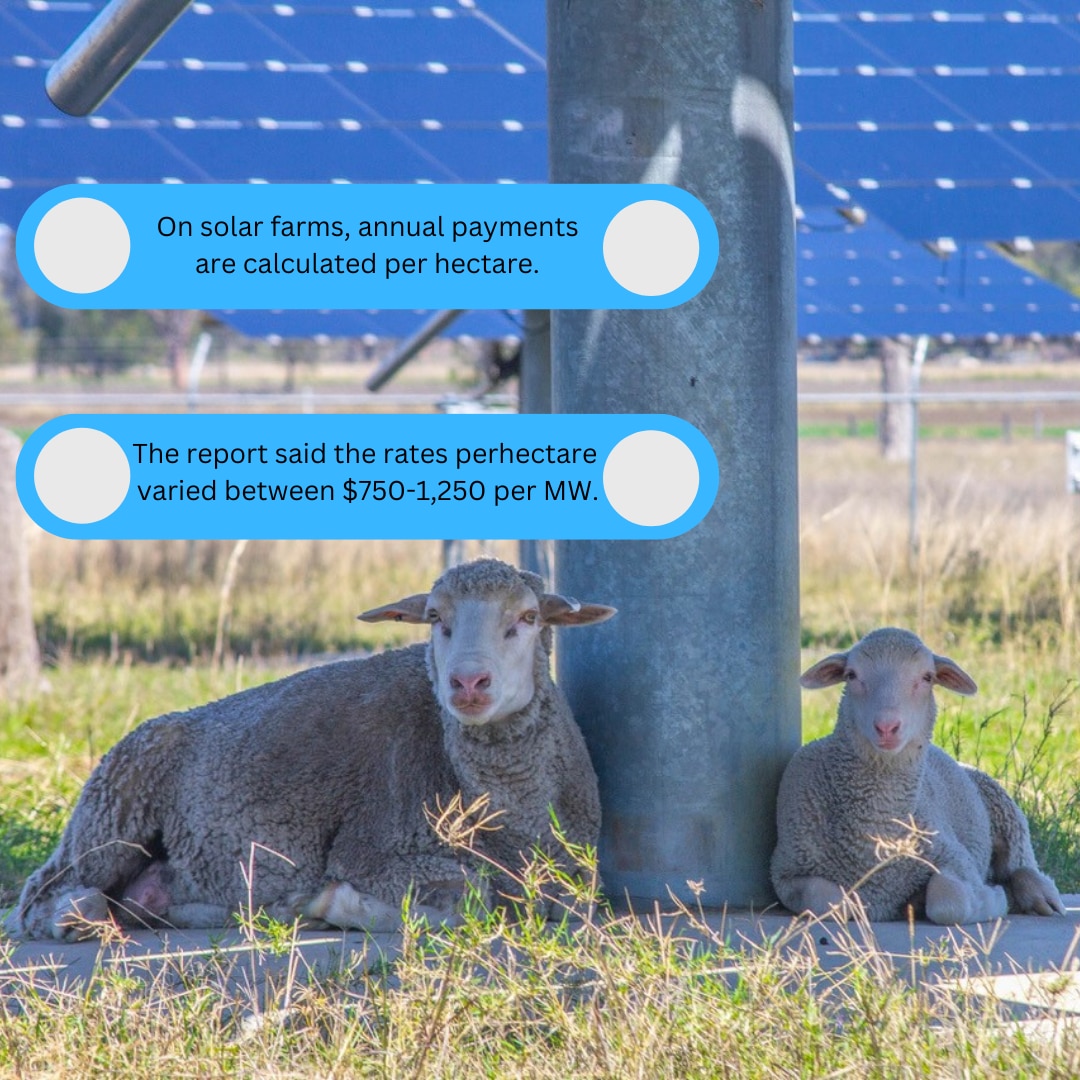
[771, 627, 1064, 924]
[10, 558, 615, 940]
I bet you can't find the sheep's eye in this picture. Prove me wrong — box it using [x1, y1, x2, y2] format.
[922, 672, 934, 684]
[521, 611, 538, 626]
[426, 609, 440, 623]
[844, 670, 857, 682]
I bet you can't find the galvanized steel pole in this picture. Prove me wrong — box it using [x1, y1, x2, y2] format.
[518, 309, 553, 580]
[47, 0, 191, 116]
[548, 0, 800, 907]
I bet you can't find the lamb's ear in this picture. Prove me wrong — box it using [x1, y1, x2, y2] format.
[540, 593, 617, 627]
[932, 654, 978, 696]
[358, 594, 430, 623]
[799, 652, 849, 689]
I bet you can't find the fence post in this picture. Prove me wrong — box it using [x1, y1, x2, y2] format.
[0, 429, 40, 696]
[907, 336, 927, 567]
[881, 338, 914, 462]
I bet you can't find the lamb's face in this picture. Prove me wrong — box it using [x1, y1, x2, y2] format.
[839, 638, 940, 754]
[358, 557, 616, 727]
[424, 579, 543, 726]
[800, 628, 978, 757]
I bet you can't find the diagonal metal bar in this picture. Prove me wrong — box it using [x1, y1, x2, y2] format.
[47, 0, 193, 116]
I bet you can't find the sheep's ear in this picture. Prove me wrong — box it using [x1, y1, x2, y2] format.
[358, 594, 430, 624]
[799, 653, 849, 689]
[540, 593, 617, 627]
[932, 655, 978, 696]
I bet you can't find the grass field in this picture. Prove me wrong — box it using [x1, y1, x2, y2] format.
[2, 423, 1080, 1074]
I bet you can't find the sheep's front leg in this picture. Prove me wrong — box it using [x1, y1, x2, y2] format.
[923, 835, 1007, 924]
[296, 854, 485, 932]
[925, 871, 1007, 925]
[297, 880, 474, 932]
[297, 882, 411, 932]
[775, 875, 847, 918]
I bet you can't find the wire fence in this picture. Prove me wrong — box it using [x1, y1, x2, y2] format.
[0, 389, 1076, 410]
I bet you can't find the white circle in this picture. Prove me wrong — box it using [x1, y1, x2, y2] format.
[33, 198, 130, 293]
[603, 430, 700, 527]
[602, 200, 700, 296]
[34, 428, 131, 523]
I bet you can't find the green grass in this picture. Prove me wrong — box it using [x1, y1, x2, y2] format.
[798, 420, 880, 438]
[28, 537, 509, 664]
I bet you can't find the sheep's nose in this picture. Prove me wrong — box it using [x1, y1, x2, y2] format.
[450, 671, 492, 695]
[874, 719, 901, 739]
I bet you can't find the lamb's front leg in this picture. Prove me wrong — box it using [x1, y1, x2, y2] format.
[923, 838, 1007, 925]
[773, 875, 847, 918]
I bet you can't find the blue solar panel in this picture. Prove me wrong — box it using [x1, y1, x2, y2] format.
[797, 207, 1080, 339]
[0, 0, 546, 207]
[794, 2, 1080, 239]
[797, 16, 1080, 69]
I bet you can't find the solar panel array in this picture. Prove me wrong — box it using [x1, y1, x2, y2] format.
[0, 2, 546, 208]
[1, 0, 1078, 341]
[795, 0, 1080, 241]
[797, 209, 1080, 339]
[218, 306, 522, 339]
[793, 0, 1080, 335]
[1, 0, 545, 340]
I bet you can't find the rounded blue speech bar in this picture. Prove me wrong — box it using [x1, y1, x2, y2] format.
[17, 184, 719, 310]
[17, 414, 719, 541]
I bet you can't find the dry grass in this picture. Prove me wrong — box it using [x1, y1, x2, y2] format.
[799, 439, 1080, 653]
[28, 536, 516, 664]
[22, 436, 1079, 664]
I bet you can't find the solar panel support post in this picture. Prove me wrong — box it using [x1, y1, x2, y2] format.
[46, 0, 193, 116]
[518, 309, 552, 581]
[548, 0, 800, 907]
[520, 309, 551, 415]
[880, 338, 915, 463]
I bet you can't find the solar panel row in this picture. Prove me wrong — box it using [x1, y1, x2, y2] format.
[1, 0, 1078, 340]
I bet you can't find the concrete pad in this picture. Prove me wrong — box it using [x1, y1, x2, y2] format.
[1, 895, 1077, 1004]
[705, 895, 1080, 978]
[0, 925, 402, 1002]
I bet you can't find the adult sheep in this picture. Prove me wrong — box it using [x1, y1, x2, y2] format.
[11, 558, 615, 941]
[771, 627, 1063, 925]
